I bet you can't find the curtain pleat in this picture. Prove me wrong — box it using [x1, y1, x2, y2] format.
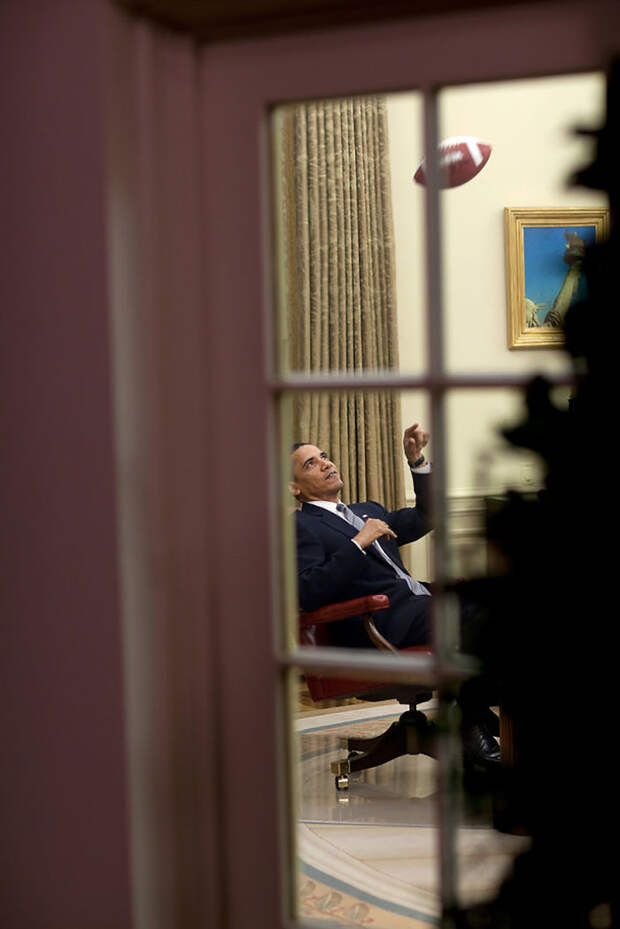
[281, 96, 404, 509]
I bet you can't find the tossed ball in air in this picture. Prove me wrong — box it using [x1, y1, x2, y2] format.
[414, 136, 492, 188]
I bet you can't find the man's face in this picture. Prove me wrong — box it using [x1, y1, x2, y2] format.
[290, 444, 344, 502]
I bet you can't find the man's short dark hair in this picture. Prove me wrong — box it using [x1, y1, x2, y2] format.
[290, 442, 310, 481]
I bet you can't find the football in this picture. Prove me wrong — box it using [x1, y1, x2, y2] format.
[413, 136, 492, 189]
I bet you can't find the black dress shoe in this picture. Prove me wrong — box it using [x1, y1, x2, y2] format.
[462, 721, 501, 769]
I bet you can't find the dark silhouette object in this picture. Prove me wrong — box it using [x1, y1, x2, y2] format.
[446, 59, 620, 929]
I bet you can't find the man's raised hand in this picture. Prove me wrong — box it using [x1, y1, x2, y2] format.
[403, 423, 429, 465]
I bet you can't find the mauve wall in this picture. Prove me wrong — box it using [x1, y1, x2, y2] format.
[0, 1, 132, 926]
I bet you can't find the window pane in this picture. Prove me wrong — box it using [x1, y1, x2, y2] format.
[453, 770, 532, 912]
[278, 385, 560, 648]
[443, 386, 559, 582]
[438, 72, 606, 374]
[278, 388, 438, 658]
[290, 664, 529, 925]
[290, 666, 443, 927]
[278, 385, 550, 654]
[271, 91, 428, 378]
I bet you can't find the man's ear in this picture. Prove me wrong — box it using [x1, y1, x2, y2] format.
[288, 481, 301, 499]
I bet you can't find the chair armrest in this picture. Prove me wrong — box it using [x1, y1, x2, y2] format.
[299, 594, 390, 628]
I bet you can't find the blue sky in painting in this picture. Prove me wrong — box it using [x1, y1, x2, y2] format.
[523, 224, 595, 323]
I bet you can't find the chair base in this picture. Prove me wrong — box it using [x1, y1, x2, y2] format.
[330, 707, 437, 787]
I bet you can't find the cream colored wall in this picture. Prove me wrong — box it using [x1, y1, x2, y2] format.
[387, 74, 606, 499]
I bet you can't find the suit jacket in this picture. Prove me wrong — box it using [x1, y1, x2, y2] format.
[295, 471, 433, 648]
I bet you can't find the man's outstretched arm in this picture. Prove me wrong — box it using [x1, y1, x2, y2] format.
[389, 422, 433, 543]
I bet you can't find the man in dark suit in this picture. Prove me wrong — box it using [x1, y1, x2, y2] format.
[292, 423, 433, 649]
[291, 423, 500, 766]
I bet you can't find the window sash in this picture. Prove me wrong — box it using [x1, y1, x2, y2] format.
[194, 5, 618, 927]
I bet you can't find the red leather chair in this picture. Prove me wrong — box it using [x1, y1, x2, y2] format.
[299, 594, 436, 789]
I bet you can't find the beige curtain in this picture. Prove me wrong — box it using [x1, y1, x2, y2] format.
[280, 96, 404, 509]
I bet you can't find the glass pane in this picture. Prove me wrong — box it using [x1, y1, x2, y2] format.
[278, 387, 438, 657]
[278, 385, 550, 655]
[439, 72, 606, 374]
[442, 392, 537, 907]
[453, 774, 532, 913]
[289, 659, 529, 925]
[289, 666, 443, 927]
[271, 91, 428, 378]
[443, 386, 560, 583]
[279, 385, 558, 652]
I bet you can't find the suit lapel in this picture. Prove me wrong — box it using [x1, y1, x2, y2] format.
[301, 502, 395, 571]
[301, 502, 357, 539]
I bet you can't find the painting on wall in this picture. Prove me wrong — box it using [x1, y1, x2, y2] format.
[504, 207, 610, 348]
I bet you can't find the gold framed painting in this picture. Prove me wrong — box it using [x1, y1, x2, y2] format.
[504, 206, 610, 349]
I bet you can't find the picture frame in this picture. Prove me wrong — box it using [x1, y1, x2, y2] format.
[504, 206, 610, 349]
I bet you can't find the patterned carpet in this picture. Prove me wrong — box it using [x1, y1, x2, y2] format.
[295, 703, 529, 927]
[298, 865, 436, 928]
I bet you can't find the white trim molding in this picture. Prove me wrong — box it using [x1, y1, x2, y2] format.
[402, 487, 543, 581]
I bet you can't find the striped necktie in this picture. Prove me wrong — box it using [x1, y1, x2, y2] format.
[336, 503, 430, 597]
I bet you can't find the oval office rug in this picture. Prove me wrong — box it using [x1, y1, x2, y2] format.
[295, 703, 529, 926]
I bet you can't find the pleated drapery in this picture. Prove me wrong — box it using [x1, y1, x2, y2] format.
[280, 96, 405, 509]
